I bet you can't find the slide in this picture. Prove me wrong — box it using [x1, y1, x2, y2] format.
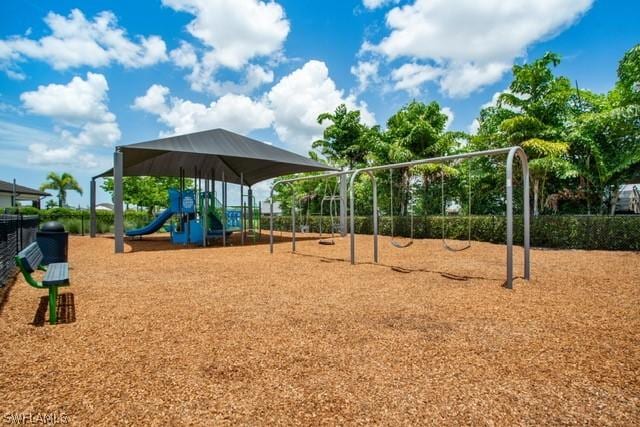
[125, 208, 174, 237]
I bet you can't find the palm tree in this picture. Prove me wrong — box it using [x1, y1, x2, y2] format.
[39, 172, 83, 207]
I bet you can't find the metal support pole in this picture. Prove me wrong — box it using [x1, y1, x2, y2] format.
[339, 174, 347, 236]
[248, 187, 254, 243]
[505, 146, 530, 288]
[222, 171, 227, 247]
[291, 192, 296, 252]
[90, 178, 96, 237]
[506, 151, 514, 289]
[518, 149, 531, 280]
[349, 172, 358, 264]
[113, 150, 124, 253]
[240, 173, 244, 245]
[369, 171, 378, 263]
[258, 200, 262, 237]
[269, 188, 275, 253]
[202, 172, 207, 247]
[11, 178, 16, 207]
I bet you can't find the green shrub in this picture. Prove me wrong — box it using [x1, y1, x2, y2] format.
[2, 206, 41, 215]
[261, 215, 640, 251]
[65, 219, 82, 234]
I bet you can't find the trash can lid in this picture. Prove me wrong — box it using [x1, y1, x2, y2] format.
[40, 221, 66, 232]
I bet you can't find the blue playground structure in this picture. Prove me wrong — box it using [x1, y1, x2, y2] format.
[125, 188, 259, 245]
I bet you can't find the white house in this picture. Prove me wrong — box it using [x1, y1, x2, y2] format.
[95, 202, 114, 211]
[0, 179, 50, 208]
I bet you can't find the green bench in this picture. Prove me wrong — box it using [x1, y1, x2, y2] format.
[15, 242, 70, 325]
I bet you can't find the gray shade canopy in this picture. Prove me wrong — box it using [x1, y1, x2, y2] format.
[97, 128, 335, 185]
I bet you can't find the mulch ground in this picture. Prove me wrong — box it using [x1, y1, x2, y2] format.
[0, 232, 638, 425]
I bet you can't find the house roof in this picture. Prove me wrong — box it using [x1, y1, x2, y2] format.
[0, 179, 50, 197]
[95, 128, 335, 185]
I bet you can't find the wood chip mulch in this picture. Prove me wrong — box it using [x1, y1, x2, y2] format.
[0, 232, 638, 425]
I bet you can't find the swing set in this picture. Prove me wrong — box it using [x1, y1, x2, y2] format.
[269, 146, 531, 289]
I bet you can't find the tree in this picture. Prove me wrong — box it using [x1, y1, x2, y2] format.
[568, 44, 640, 213]
[383, 101, 465, 215]
[568, 100, 640, 213]
[101, 176, 190, 214]
[615, 44, 640, 106]
[313, 104, 371, 168]
[39, 172, 83, 207]
[497, 53, 577, 214]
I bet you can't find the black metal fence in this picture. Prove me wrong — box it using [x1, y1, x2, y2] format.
[0, 214, 39, 288]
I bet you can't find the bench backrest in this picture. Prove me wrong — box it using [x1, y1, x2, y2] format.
[16, 242, 43, 273]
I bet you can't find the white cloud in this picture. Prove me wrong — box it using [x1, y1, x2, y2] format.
[169, 41, 198, 68]
[441, 107, 454, 130]
[0, 120, 109, 171]
[26, 143, 99, 168]
[0, 120, 54, 148]
[266, 60, 375, 152]
[131, 84, 170, 115]
[365, 0, 593, 97]
[362, 0, 399, 10]
[439, 62, 511, 98]
[467, 119, 480, 135]
[0, 9, 167, 76]
[181, 60, 274, 96]
[59, 121, 121, 147]
[21, 72, 114, 124]
[133, 85, 273, 136]
[163, 0, 288, 95]
[17, 73, 120, 168]
[163, 0, 289, 69]
[351, 60, 380, 93]
[391, 63, 442, 94]
[135, 61, 375, 153]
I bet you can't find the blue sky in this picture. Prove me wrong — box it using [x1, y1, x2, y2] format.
[0, 0, 637, 207]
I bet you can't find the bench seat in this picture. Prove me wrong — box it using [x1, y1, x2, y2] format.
[43, 262, 70, 287]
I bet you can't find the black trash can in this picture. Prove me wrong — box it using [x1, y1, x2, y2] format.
[36, 221, 69, 265]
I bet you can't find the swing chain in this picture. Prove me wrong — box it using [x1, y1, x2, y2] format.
[441, 160, 472, 252]
[389, 168, 414, 249]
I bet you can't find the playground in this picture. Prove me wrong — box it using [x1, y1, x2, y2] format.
[1, 234, 639, 424]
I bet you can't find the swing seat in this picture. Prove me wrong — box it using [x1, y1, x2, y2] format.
[442, 239, 471, 252]
[319, 240, 335, 245]
[391, 239, 413, 249]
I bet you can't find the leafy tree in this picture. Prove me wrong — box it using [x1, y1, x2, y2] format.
[101, 176, 190, 214]
[568, 44, 640, 213]
[383, 101, 466, 215]
[569, 100, 640, 213]
[313, 104, 371, 169]
[496, 53, 578, 214]
[39, 172, 83, 207]
[615, 44, 640, 106]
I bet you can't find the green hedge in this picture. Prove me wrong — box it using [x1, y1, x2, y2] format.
[262, 215, 640, 251]
[3, 208, 153, 235]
